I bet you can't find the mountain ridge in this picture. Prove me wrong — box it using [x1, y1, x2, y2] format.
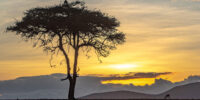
[81, 82, 200, 99]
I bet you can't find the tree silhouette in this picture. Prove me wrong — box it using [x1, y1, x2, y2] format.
[6, 0, 125, 100]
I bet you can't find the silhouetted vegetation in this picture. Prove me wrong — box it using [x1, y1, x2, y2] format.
[6, 0, 125, 100]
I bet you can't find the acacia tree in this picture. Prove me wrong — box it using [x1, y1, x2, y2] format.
[7, 0, 125, 100]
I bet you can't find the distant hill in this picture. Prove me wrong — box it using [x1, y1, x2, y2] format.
[159, 82, 200, 99]
[81, 82, 200, 99]
[81, 90, 155, 99]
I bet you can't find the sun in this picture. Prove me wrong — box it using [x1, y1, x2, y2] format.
[110, 64, 138, 69]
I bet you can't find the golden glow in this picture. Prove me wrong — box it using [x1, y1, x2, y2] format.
[109, 64, 138, 69]
[102, 78, 155, 86]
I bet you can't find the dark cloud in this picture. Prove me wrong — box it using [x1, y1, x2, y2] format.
[133, 72, 171, 78]
[93, 72, 172, 80]
[84, 0, 104, 4]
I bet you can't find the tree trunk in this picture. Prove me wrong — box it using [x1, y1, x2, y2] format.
[68, 79, 76, 100]
[68, 49, 79, 100]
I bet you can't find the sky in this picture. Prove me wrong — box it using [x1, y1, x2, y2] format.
[1, 0, 200, 86]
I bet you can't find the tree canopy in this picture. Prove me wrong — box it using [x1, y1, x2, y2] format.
[7, 1, 125, 58]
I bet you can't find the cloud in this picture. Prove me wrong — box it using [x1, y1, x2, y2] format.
[0, 73, 200, 99]
[133, 72, 171, 78]
[93, 72, 172, 80]
[125, 0, 200, 11]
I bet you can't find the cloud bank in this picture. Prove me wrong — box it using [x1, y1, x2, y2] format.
[92, 72, 172, 80]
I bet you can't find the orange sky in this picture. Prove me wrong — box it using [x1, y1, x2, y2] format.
[1, 0, 200, 86]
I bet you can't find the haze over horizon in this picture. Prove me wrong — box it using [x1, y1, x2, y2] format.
[1, 73, 200, 99]
[1, 0, 200, 86]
